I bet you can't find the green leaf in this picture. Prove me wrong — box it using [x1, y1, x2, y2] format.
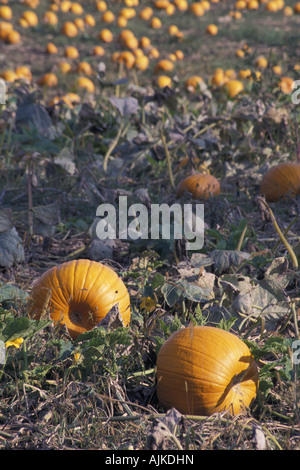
[151, 273, 165, 290]
[0, 283, 28, 303]
[162, 278, 213, 307]
[0, 317, 51, 342]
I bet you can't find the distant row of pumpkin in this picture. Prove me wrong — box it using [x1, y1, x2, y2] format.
[0, 0, 298, 98]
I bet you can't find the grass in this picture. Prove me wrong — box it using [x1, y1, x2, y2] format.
[0, 0, 300, 451]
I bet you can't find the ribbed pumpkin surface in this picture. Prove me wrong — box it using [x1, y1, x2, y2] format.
[176, 173, 221, 200]
[27, 259, 131, 339]
[260, 162, 300, 202]
[156, 325, 259, 416]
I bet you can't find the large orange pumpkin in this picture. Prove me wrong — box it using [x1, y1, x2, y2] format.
[156, 325, 259, 416]
[176, 173, 221, 199]
[27, 259, 131, 339]
[260, 162, 300, 202]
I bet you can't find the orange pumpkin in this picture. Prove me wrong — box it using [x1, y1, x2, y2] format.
[0, 20, 13, 40]
[84, 14, 96, 27]
[5, 30, 21, 44]
[64, 46, 79, 59]
[0, 5, 12, 20]
[157, 75, 172, 88]
[260, 162, 300, 202]
[37, 72, 58, 87]
[15, 65, 32, 82]
[76, 61, 93, 76]
[154, 59, 174, 74]
[134, 55, 149, 71]
[185, 75, 203, 91]
[223, 79, 244, 98]
[98, 28, 113, 43]
[139, 7, 153, 20]
[189, 3, 205, 15]
[278, 76, 294, 94]
[43, 11, 58, 25]
[102, 10, 115, 23]
[156, 325, 259, 416]
[27, 259, 131, 340]
[93, 45, 105, 56]
[206, 24, 218, 35]
[176, 173, 221, 199]
[21, 10, 38, 26]
[76, 76, 95, 93]
[61, 21, 78, 38]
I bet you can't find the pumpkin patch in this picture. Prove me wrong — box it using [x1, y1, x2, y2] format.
[0, 0, 299, 451]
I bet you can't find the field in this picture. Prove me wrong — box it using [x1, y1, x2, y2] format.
[0, 0, 300, 451]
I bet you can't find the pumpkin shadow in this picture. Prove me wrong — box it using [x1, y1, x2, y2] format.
[214, 354, 259, 413]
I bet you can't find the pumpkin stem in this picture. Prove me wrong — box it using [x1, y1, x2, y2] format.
[294, 114, 300, 163]
[160, 127, 175, 190]
[103, 116, 125, 173]
[262, 199, 298, 269]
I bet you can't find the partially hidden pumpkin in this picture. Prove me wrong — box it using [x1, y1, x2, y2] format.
[27, 259, 131, 339]
[156, 325, 259, 416]
[260, 162, 300, 202]
[176, 173, 221, 199]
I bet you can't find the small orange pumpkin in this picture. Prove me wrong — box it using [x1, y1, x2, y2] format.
[61, 21, 78, 38]
[189, 3, 205, 15]
[139, 7, 153, 20]
[5, 29, 21, 44]
[98, 28, 113, 43]
[76, 76, 95, 93]
[0, 5, 12, 20]
[206, 24, 218, 35]
[260, 162, 300, 202]
[21, 10, 38, 26]
[156, 325, 259, 416]
[223, 79, 244, 98]
[37, 72, 58, 87]
[154, 59, 174, 74]
[157, 75, 172, 88]
[176, 173, 221, 199]
[27, 259, 131, 340]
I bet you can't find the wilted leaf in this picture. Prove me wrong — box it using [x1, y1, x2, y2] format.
[16, 102, 53, 136]
[15, 89, 57, 139]
[109, 96, 139, 117]
[162, 278, 213, 307]
[231, 277, 290, 330]
[94, 303, 125, 330]
[253, 425, 267, 450]
[177, 261, 216, 300]
[89, 238, 116, 260]
[53, 147, 76, 175]
[0, 208, 13, 232]
[112, 78, 129, 86]
[219, 274, 253, 294]
[146, 408, 183, 450]
[264, 257, 295, 289]
[210, 249, 251, 275]
[0, 283, 28, 304]
[32, 202, 60, 237]
[0, 227, 25, 267]
[161, 282, 182, 307]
